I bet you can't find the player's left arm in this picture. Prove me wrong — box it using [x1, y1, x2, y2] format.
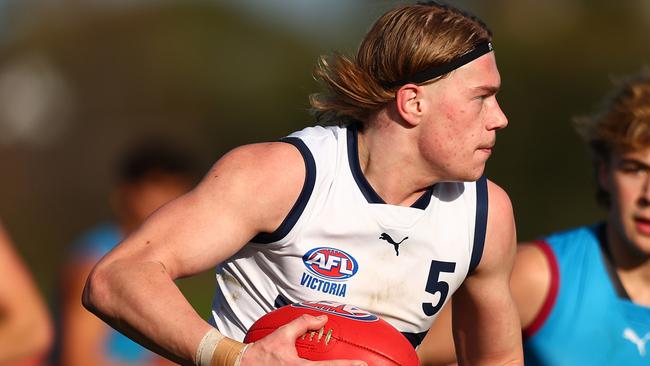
[451, 180, 523, 365]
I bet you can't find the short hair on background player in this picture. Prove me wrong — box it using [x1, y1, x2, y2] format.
[309, 1, 492, 124]
[574, 67, 650, 206]
[116, 139, 196, 184]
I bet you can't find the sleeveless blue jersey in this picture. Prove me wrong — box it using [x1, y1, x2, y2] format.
[70, 223, 156, 364]
[524, 224, 650, 365]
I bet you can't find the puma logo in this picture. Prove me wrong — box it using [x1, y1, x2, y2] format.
[379, 233, 408, 256]
[623, 327, 650, 356]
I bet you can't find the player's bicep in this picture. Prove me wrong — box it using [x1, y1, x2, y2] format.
[452, 180, 521, 363]
[456, 180, 516, 305]
[99, 142, 306, 279]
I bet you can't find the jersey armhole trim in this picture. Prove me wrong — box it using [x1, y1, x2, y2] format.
[468, 175, 488, 274]
[250, 137, 316, 244]
[523, 240, 560, 339]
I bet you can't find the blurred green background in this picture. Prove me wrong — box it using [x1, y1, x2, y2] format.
[0, 0, 649, 320]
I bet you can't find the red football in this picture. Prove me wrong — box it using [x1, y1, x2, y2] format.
[244, 300, 420, 366]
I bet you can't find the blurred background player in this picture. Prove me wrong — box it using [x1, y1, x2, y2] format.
[0, 222, 53, 366]
[419, 69, 650, 366]
[59, 140, 195, 366]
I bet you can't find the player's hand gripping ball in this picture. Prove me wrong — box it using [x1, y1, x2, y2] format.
[244, 300, 420, 366]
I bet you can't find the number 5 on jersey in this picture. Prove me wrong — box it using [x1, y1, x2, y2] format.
[422, 260, 456, 316]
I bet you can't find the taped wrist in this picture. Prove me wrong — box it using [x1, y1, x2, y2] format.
[211, 337, 247, 366]
[196, 328, 224, 366]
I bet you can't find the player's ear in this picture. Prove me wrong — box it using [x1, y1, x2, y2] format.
[395, 84, 424, 127]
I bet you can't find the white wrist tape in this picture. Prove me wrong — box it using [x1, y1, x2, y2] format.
[196, 328, 224, 366]
[233, 342, 252, 366]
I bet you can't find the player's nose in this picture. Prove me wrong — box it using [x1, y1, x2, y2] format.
[488, 99, 508, 130]
[639, 174, 650, 207]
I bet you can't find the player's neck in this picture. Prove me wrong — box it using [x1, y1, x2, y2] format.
[606, 225, 650, 306]
[357, 115, 435, 206]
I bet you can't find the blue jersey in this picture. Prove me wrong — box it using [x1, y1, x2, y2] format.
[524, 224, 650, 365]
[70, 223, 157, 364]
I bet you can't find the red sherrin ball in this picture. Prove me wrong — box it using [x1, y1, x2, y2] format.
[244, 300, 420, 366]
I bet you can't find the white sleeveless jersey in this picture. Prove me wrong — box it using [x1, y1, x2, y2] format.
[211, 124, 488, 348]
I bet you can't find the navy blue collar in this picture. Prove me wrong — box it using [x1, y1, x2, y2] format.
[346, 124, 433, 210]
[596, 223, 631, 300]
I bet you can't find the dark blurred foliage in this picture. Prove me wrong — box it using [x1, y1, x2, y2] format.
[0, 1, 325, 314]
[0, 0, 649, 317]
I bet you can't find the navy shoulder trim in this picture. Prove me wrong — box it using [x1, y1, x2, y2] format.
[251, 137, 316, 244]
[469, 176, 488, 274]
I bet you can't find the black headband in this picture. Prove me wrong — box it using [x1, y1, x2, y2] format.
[383, 41, 494, 89]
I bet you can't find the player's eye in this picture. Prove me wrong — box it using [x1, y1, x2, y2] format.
[618, 162, 646, 174]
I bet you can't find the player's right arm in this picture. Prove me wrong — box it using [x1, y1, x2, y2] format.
[417, 242, 553, 366]
[83, 142, 366, 366]
[449, 181, 523, 365]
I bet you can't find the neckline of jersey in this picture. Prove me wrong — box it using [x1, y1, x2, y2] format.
[345, 123, 433, 210]
[596, 223, 632, 301]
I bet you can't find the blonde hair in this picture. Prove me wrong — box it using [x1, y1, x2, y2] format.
[575, 68, 650, 205]
[310, 2, 492, 124]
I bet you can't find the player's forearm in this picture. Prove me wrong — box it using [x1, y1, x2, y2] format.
[454, 302, 523, 366]
[456, 336, 523, 366]
[83, 258, 213, 365]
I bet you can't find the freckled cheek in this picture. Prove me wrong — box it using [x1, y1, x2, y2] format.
[421, 137, 462, 171]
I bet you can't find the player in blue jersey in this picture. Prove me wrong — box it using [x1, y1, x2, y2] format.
[515, 69, 650, 365]
[82, 2, 523, 366]
[418, 70, 650, 366]
[59, 141, 194, 366]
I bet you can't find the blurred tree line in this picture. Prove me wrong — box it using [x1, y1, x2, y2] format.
[0, 0, 648, 317]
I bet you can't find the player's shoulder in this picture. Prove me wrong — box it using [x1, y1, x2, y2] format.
[484, 179, 515, 244]
[196, 141, 308, 231]
[211, 141, 306, 182]
[511, 241, 555, 330]
[486, 179, 513, 217]
[514, 241, 551, 279]
[514, 224, 600, 286]
[467, 179, 515, 275]
[207, 125, 344, 190]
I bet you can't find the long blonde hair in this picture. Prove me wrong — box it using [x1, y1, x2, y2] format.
[310, 2, 492, 124]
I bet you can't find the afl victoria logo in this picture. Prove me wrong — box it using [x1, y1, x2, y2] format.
[302, 247, 358, 281]
[292, 300, 378, 322]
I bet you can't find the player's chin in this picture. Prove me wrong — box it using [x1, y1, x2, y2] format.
[630, 235, 650, 257]
[461, 165, 486, 182]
